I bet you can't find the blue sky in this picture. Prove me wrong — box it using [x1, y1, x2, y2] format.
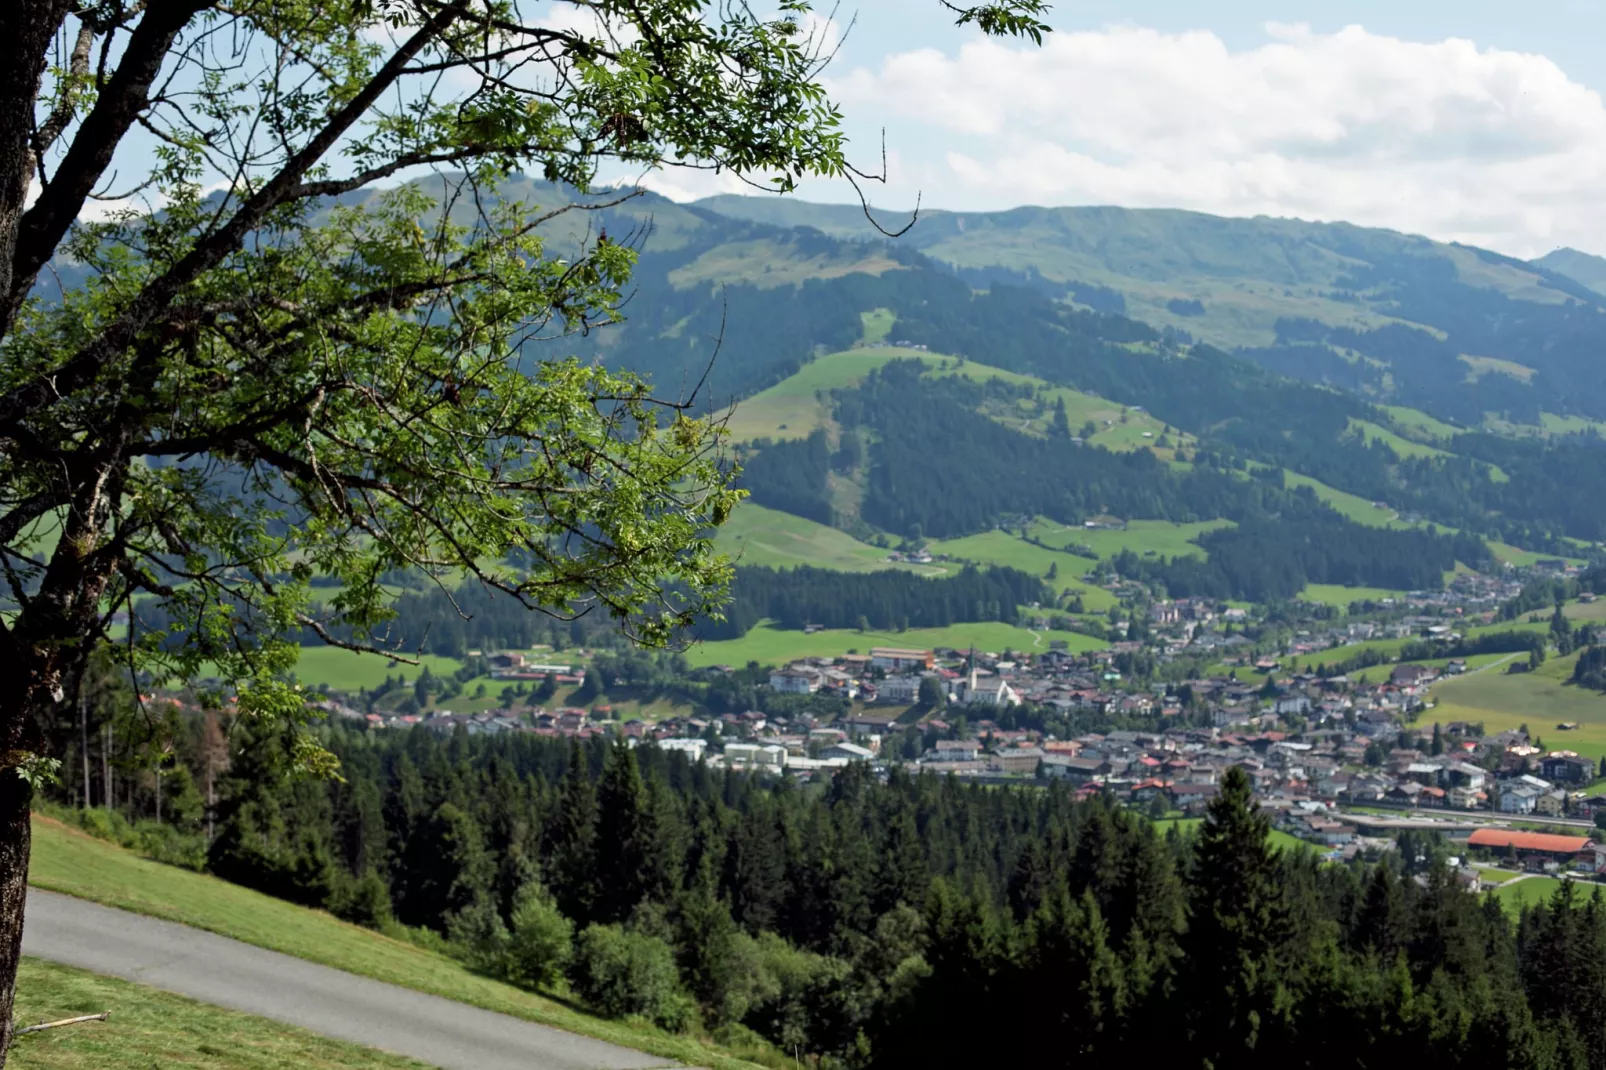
[636, 2, 1606, 258]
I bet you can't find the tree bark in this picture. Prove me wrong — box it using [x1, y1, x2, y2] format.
[0, 771, 31, 1067]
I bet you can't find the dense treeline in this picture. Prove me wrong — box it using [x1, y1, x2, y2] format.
[737, 430, 834, 524]
[698, 564, 1051, 640]
[820, 361, 1489, 599]
[1116, 516, 1490, 602]
[52, 719, 1606, 1069]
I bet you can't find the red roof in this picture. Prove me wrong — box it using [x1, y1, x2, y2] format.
[1466, 829, 1590, 853]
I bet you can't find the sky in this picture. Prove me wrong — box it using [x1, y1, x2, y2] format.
[631, 2, 1606, 259]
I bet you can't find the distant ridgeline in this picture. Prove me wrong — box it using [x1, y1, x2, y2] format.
[739, 360, 1490, 603]
[532, 188, 1606, 550]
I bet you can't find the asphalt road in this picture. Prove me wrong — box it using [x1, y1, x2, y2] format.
[22, 889, 679, 1070]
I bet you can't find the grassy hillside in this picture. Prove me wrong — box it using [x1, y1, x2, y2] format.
[716, 502, 947, 575]
[1532, 248, 1606, 296]
[722, 346, 1185, 455]
[11, 959, 430, 1070]
[26, 818, 767, 1070]
[1428, 649, 1606, 759]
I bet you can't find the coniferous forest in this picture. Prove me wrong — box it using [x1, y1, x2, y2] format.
[76, 720, 1606, 1070]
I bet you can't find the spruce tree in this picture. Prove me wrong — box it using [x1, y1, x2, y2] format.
[593, 739, 654, 924]
[545, 739, 597, 923]
[1176, 765, 1292, 1067]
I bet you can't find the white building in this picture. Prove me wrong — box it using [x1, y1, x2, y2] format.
[963, 668, 1020, 708]
[724, 742, 788, 771]
[768, 667, 821, 694]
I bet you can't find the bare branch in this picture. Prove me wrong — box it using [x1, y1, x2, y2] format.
[14, 1010, 111, 1037]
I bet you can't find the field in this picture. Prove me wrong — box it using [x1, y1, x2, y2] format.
[923, 529, 1116, 611]
[10, 959, 428, 1070]
[1298, 583, 1407, 608]
[1349, 419, 1455, 463]
[720, 348, 896, 442]
[1027, 517, 1232, 561]
[1346, 652, 1517, 685]
[1563, 599, 1606, 623]
[1282, 471, 1407, 529]
[26, 817, 765, 1070]
[288, 646, 471, 693]
[1429, 650, 1606, 759]
[1492, 877, 1569, 912]
[685, 620, 1107, 668]
[717, 502, 948, 574]
[1381, 404, 1460, 442]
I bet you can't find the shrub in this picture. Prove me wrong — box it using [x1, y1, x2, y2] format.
[569, 923, 693, 1031]
[502, 883, 573, 990]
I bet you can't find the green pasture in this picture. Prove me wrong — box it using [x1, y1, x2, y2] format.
[1429, 650, 1606, 759]
[717, 502, 948, 575]
[685, 619, 1107, 668]
[288, 646, 471, 693]
[1298, 583, 1407, 608]
[1027, 517, 1232, 561]
[1283, 471, 1407, 529]
[1381, 404, 1460, 442]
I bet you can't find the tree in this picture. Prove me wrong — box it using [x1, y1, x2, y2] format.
[1176, 765, 1292, 1066]
[0, 0, 1051, 1053]
[917, 675, 947, 710]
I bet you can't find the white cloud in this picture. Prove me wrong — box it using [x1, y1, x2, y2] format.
[824, 23, 1606, 257]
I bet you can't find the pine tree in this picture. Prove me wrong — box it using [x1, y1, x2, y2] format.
[1022, 886, 1127, 1058]
[593, 739, 654, 924]
[545, 739, 597, 922]
[1175, 765, 1293, 1066]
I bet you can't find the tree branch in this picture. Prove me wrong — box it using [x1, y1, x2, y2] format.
[13, 1010, 110, 1037]
[8, 0, 210, 326]
[0, 0, 470, 439]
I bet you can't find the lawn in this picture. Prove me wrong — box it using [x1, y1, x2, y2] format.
[26, 818, 766, 1070]
[9, 959, 429, 1070]
[685, 620, 1107, 668]
[1429, 651, 1606, 759]
[716, 502, 949, 575]
[1492, 877, 1568, 912]
[1298, 583, 1407, 609]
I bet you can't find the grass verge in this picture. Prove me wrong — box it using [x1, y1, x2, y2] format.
[26, 817, 767, 1070]
[10, 958, 431, 1070]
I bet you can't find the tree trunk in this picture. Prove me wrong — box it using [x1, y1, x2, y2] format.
[80, 689, 89, 807]
[0, 768, 31, 1067]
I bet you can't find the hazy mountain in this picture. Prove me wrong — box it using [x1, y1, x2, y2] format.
[1532, 247, 1606, 297]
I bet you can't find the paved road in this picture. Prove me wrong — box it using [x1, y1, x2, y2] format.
[22, 889, 677, 1070]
